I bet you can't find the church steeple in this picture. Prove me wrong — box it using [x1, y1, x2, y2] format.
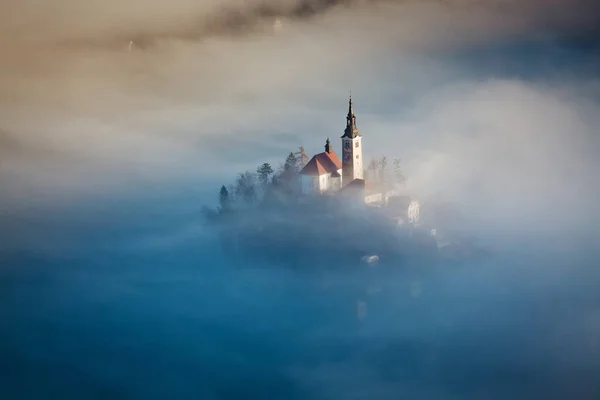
[340, 93, 364, 186]
[342, 92, 360, 139]
[324, 137, 332, 153]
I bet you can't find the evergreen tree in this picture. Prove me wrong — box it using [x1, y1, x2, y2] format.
[283, 152, 298, 173]
[271, 173, 279, 186]
[227, 184, 236, 204]
[235, 171, 257, 206]
[276, 152, 300, 196]
[218, 185, 231, 214]
[256, 163, 274, 188]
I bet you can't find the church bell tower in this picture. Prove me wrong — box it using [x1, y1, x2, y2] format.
[341, 94, 363, 187]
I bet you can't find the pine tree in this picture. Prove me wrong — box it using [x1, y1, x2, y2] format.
[235, 171, 257, 206]
[227, 184, 236, 204]
[256, 163, 274, 188]
[283, 152, 298, 173]
[218, 185, 230, 214]
[277, 152, 300, 196]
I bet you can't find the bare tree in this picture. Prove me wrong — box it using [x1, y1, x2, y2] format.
[393, 158, 406, 187]
[379, 156, 388, 183]
[368, 157, 378, 181]
[295, 146, 309, 169]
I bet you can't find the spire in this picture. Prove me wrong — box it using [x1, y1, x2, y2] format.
[342, 92, 360, 139]
[325, 137, 332, 153]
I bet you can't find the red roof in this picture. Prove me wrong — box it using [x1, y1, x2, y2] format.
[299, 150, 342, 176]
[320, 150, 342, 170]
[300, 157, 328, 175]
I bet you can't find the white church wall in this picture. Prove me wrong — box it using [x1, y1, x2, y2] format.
[318, 173, 329, 192]
[330, 174, 342, 191]
[303, 173, 338, 194]
[301, 175, 318, 195]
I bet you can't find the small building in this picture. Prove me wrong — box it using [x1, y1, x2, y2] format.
[299, 138, 343, 195]
[363, 182, 399, 206]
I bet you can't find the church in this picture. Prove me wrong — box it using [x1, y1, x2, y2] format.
[299, 94, 364, 195]
[297, 95, 420, 225]
[298, 95, 402, 206]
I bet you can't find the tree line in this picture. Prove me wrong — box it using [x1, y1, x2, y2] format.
[203, 146, 406, 221]
[366, 156, 406, 186]
[202, 147, 307, 221]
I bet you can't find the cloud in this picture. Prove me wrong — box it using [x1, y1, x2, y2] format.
[362, 79, 600, 229]
[0, 0, 599, 217]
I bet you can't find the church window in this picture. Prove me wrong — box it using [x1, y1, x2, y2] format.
[356, 155, 359, 159]
[355, 142, 359, 148]
[345, 141, 351, 149]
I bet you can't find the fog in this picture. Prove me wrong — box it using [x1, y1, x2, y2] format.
[1, 0, 600, 398]
[2, 209, 600, 398]
[1, 0, 599, 210]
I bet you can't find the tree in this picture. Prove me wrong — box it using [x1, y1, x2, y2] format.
[379, 156, 388, 183]
[283, 152, 298, 173]
[256, 163, 274, 188]
[295, 146, 309, 169]
[276, 152, 301, 196]
[393, 158, 406, 187]
[235, 171, 257, 206]
[227, 184, 236, 205]
[367, 157, 378, 181]
[218, 185, 231, 214]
